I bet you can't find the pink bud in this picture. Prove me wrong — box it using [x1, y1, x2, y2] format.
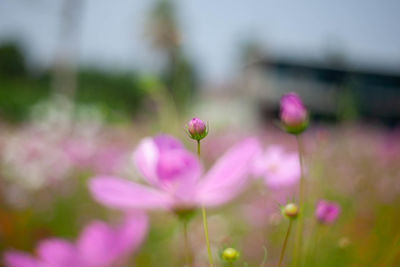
[280, 92, 308, 134]
[315, 200, 340, 224]
[187, 117, 208, 141]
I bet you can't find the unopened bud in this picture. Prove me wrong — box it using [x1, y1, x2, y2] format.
[282, 203, 298, 219]
[222, 247, 240, 262]
[187, 117, 208, 141]
[280, 92, 308, 134]
[338, 236, 350, 248]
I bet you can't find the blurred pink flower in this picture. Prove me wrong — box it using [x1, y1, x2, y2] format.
[315, 200, 340, 224]
[62, 139, 96, 168]
[2, 131, 72, 190]
[62, 138, 128, 175]
[89, 134, 260, 211]
[90, 146, 128, 175]
[280, 92, 307, 127]
[253, 145, 300, 188]
[3, 213, 147, 267]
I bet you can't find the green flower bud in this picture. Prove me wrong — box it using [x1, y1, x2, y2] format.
[282, 203, 298, 219]
[222, 247, 240, 262]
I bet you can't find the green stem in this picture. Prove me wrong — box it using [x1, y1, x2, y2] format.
[197, 140, 213, 266]
[197, 140, 201, 157]
[292, 135, 305, 267]
[378, 229, 400, 266]
[202, 207, 213, 266]
[183, 221, 192, 267]
[260, 246, 268, 267]
[278, 219, 293, 267]
[307, 223, 321, 267]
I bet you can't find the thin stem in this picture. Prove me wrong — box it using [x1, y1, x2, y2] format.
[183, 221, 192, 267]
[197, 140, 201, 157]
[202, 206, 213, 266]
[304, 221, 317, 267]
[379, 232, 400, 266]
[292, 135, 305, 267]
[197, 140, 213, 266]
[278, 219, 293, 267]
[260, 246, 268, 267]
[307, 223, 321, 267]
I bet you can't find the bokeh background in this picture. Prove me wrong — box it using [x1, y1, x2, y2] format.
[0, 0, 399, 266]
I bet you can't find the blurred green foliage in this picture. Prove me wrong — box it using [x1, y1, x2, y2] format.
[75, 70, 145, 121]
[0, 43, 148, 122]
[0, 40, 197, 123]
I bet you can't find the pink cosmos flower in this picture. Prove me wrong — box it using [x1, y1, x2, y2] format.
[253, 145, 300, 188]
[315, 200, 340, 224]
[3, 213, 147, 267]
[89, 135, 261, 212]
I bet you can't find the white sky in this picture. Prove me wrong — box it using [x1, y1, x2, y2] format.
[1, 0, 399, 82]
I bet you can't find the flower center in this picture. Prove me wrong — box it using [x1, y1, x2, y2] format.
[156, 150, 197, 182]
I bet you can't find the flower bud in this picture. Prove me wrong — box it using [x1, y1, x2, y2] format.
[338, 236, 350, 249]
[282, 203, 298, 219]
[315, 200, 340, 224]
[187, 117, 208, 141]
[222, 247, 240, 262]
[280, 92, 308, 134]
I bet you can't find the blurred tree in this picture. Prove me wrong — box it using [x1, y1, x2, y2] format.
[0, 43, 27, 77]
[337, 81, 360, 122]
[323, 36, 348, 67]
[146, 0, 197, 112]
[75, 69, 145, 122]
[0, 42, 51, 122]
[239, 39, 264, 67]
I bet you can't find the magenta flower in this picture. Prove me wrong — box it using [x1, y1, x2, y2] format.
[315, 200, 340, 224]
[89, 134, 260, 212]
[280, 92, 308, 134]
[253, 145, 300, 188]
[3, 213, 148, 267]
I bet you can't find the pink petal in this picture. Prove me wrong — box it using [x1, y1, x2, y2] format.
[156, 150, 201, 182]
[152, 134, 184, 151]
[36, 239, 79, 267]
[114, 212, 148, 254]
[77, 213, 148, 267]
[197, 137, 261, 207]
[3, 251, 39, 267]
[133, 135, 184, 187]
[156, 149, 201, 204]
[89, 176, 174, 210]
[77, 221, 115, 266]
[252, 145, 283, 177]
[264, 152, 300, 188]
[133, 138, 160, 186]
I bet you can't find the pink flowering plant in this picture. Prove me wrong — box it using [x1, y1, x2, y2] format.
[2, 92, 399, 267]
[89, 134, 260, 213]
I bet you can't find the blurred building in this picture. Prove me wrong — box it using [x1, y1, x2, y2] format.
[243, 56, 400, 125]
